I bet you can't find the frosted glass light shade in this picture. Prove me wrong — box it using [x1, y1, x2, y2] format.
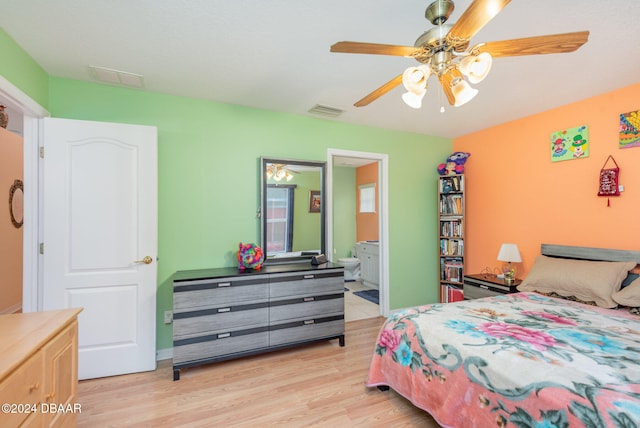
[459, 52, 492, 83]
[402, 90, 426, 109]
[452, 79, 478, 107]
[402, 65, 431, 94]
[497, 243, 522, 263]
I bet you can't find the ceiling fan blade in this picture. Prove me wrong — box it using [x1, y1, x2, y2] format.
[474, 31, 590, 57]
[354, 74, 403, 107]
[438, 72, 456, 106]
[331, 41, 417, 57]
[446, 0, 511, 50]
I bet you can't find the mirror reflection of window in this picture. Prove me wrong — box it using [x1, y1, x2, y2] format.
[359, 183, 376, 213]
[266, 185, 295, 254]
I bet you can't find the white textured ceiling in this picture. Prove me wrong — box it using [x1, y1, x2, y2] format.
[1, 0, 639, 138]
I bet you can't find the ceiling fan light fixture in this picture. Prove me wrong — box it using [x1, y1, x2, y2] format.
[451, 78, 478, 107]
[402, 65, 430, 93]
[459, 52, 492, 83]
[402, 90, 426, 109]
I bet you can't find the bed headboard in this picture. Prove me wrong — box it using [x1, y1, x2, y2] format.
[541, 244, 640, 263]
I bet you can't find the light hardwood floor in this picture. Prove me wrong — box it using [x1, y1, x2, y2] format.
[77, 317, 441, 427]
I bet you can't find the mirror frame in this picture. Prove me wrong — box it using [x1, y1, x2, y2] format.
[260, 157, 326, 264]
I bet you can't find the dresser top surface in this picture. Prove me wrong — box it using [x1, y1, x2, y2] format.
[0, 308, 82, 382]
[174, 262, 343, 282]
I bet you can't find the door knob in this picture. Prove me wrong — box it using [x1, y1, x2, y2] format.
[134, 256, 153, 265]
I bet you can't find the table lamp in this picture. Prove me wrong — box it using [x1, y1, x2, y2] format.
[497, 243, 522, 285]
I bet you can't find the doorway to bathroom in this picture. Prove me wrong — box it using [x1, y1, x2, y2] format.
[326, 148, 389, 321]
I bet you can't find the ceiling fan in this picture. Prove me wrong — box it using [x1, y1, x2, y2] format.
[330, 0, 589, 109]
[266, 164, 300, 182]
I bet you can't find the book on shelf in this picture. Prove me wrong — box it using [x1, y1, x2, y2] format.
[440, 219, 463, 237]
[440, 239, 464, 256]
[446, 285, 464, 303]
[441, 257, 463, 283]
[439, 175, 463, 193]
[439, 194, 463, 215]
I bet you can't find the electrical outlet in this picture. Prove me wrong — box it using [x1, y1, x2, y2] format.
[619, 184, 625, 192]
[164, 310, 173, 324]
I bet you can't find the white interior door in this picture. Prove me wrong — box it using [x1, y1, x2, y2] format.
[42, 117, 157, 380]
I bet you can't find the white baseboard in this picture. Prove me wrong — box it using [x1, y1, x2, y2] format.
[156, 347, 173, 362]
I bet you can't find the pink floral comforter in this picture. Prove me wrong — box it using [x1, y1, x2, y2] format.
[366, 292, 640, 427]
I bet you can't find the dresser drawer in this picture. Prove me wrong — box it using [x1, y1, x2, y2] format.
[173, 328, 269, 364]
[270, 294, 343, 323]
[174, 275, 269, 310]
[270, 316, 344, 347]
[269, 270, 343, 298]
[0, 352, 44, 427]
[174, 303, 269, 338]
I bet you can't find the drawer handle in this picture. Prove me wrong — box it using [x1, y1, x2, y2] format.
[29, 382, 40, 392]
[480, 285, 488, 289]
[303, 319, 315, 325]
[303, 275, 314, 279]
[218, 282, 231, 287]
[303, 297, 315, 302]
[218, 333, 231, 339]
[46, 392, 55, 400]
[218, 307, 231, 313]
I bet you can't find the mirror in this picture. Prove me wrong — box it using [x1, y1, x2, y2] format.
[9, 179, 23, 229]
[260, 157, 326, 263]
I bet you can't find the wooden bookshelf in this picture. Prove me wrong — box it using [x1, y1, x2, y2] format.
[438, 174, 465, 302]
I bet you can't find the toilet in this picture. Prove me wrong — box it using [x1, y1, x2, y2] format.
[338, 257, 360, 281]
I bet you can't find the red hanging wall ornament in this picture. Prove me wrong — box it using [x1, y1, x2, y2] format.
[597, 155, 620, 207]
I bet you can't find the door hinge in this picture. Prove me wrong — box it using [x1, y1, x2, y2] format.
[39, 243, 44, 254]
[39, 147, 44, 158]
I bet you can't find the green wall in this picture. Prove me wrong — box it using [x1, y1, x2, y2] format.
[0, 29, 49, 109]
[332, 166, 357, 259]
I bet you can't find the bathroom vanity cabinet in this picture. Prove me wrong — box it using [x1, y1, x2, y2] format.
[357, 241, 379, 288]
[172, 262, 344, 380]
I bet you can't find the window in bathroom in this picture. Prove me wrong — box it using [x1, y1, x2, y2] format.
[359, 183, 376, 213]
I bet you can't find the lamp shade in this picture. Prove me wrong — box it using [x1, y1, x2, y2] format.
[402, 65, 430, 94]
[402, 90, 426, 109]
[451, 78, 478, 107]
[497, 243, 522, 263]
[459, 52, 492, 84]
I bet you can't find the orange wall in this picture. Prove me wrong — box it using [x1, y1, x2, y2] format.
[356, 162, 379, 241]
[454, 82, 640, 279]
[0, 127, 23, 313]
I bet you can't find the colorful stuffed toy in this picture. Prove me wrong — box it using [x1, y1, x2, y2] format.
[437, 151, 471, 175]
[237, 242, 264, 270]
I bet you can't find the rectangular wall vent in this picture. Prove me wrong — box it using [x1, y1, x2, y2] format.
[308, 104, 344, 118]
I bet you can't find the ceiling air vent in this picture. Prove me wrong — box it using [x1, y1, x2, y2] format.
[89, 66, 145, 88]
[308, 104, 344, 118]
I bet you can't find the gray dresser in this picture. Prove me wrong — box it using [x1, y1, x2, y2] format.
[172, 263, 344, 380]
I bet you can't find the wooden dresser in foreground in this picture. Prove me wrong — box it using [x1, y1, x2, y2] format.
[0, 308, 82, 428]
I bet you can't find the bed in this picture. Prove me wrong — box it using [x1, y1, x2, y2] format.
[366, 244, 640, 427]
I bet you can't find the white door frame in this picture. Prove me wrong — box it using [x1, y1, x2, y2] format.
[0, 76, 49, 313]
[326, 148, 390, 317]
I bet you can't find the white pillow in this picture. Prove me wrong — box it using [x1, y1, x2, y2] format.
[517, 255, 636, 308]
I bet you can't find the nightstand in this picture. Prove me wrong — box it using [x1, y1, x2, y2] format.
[463, 273, 522, 300]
